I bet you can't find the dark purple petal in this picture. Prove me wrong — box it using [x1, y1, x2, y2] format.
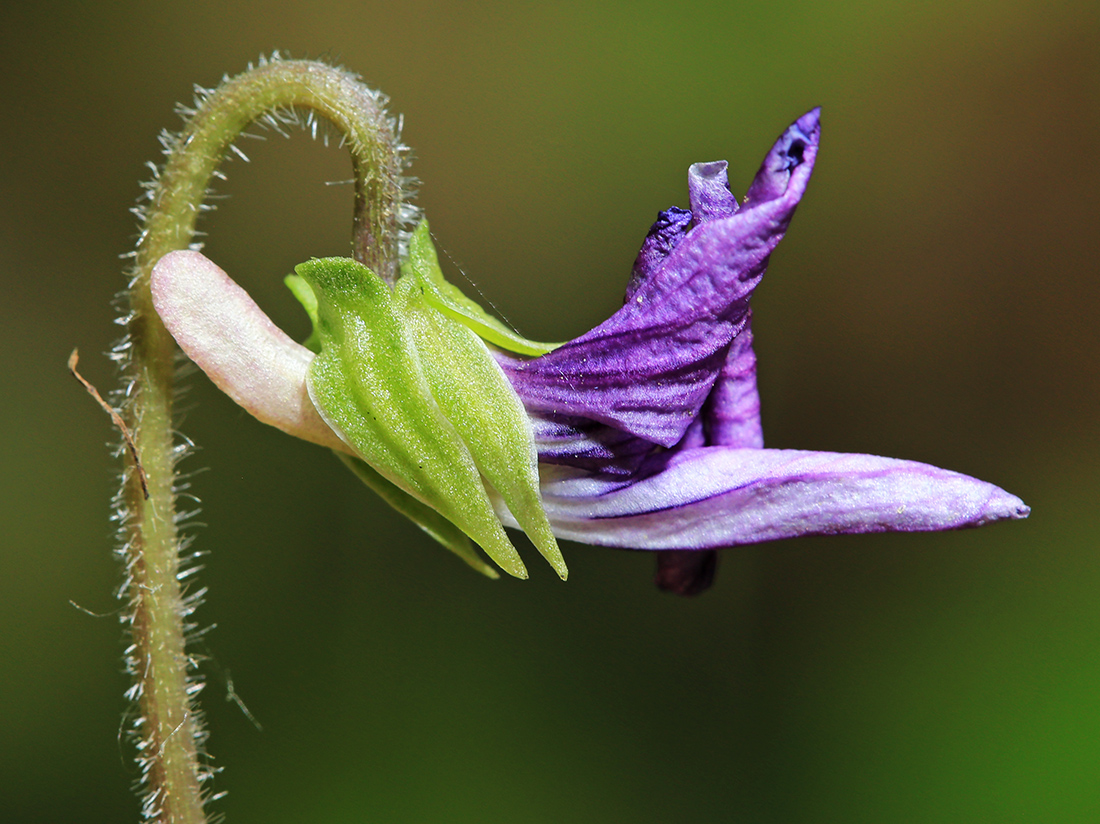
[625, 108, 819, 316]
[498, 321, 734, 447]
[524, 306, 764, 478]
[500, 109, 821, 448]
[624, 207, 692, 302]
[527, 447, 1029, 549]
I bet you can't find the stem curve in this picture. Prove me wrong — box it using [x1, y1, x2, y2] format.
[114, 57, 412, 823]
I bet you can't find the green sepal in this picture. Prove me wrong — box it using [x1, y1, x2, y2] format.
[295, 256, 528, 579]
[335, 452, 499, 579]
[399, 220, 563, 357]
[284, 274, 322, 353]
[396, 275, 568, 580]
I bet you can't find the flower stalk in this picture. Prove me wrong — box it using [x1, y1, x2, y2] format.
[113, 57, 412, 822]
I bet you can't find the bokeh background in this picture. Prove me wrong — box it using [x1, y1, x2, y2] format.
[2, 1, 1098, 821]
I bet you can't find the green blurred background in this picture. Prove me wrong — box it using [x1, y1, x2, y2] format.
[2, 1, 1098, 821]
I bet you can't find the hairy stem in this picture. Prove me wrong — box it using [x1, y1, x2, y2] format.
[116, 57, 410, 823]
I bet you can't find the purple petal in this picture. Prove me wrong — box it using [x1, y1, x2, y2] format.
[526, 447, 1029, 549]
[499, 109, 821, 448]
[687, 161, 739, 223]
[655, 310, 763, 597]
[701, 313, 763, 449]
[624, 108, 820, 316]
[498, 322, 734, 448]
[526, 312, 767, 475]
[624, 207, 692, 302]
[743, 107, 820, 209]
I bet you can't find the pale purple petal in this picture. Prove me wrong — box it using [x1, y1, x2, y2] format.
[526, 447, 1029, 549]
[687, 161, 739, 222]
[150, 250, 350, 453]
[499, 109, 821, 448]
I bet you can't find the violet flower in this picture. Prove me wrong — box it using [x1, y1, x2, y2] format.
[151, 108, 1028, 594]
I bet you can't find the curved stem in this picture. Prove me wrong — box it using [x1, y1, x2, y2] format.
[116, 58, 411, 823]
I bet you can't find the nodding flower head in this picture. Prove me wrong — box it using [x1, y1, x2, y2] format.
[151, 107, 1028, 594]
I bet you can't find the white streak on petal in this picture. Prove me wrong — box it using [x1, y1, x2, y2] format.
[151, 250, 350, 453]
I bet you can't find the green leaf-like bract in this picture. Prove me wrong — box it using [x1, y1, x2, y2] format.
[284, 274, 322, 353]
[292, 248, 566, 580]
[396, 274, 567, 579]
[400, 221, 563, 357]
[335, 452, 499, 578]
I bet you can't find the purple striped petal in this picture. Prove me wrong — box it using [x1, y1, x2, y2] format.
[522, 310, 763, 478]
[528, 413, 655, 477]
[523, 447, 1029, 550]
[499, 109, 821, 448]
